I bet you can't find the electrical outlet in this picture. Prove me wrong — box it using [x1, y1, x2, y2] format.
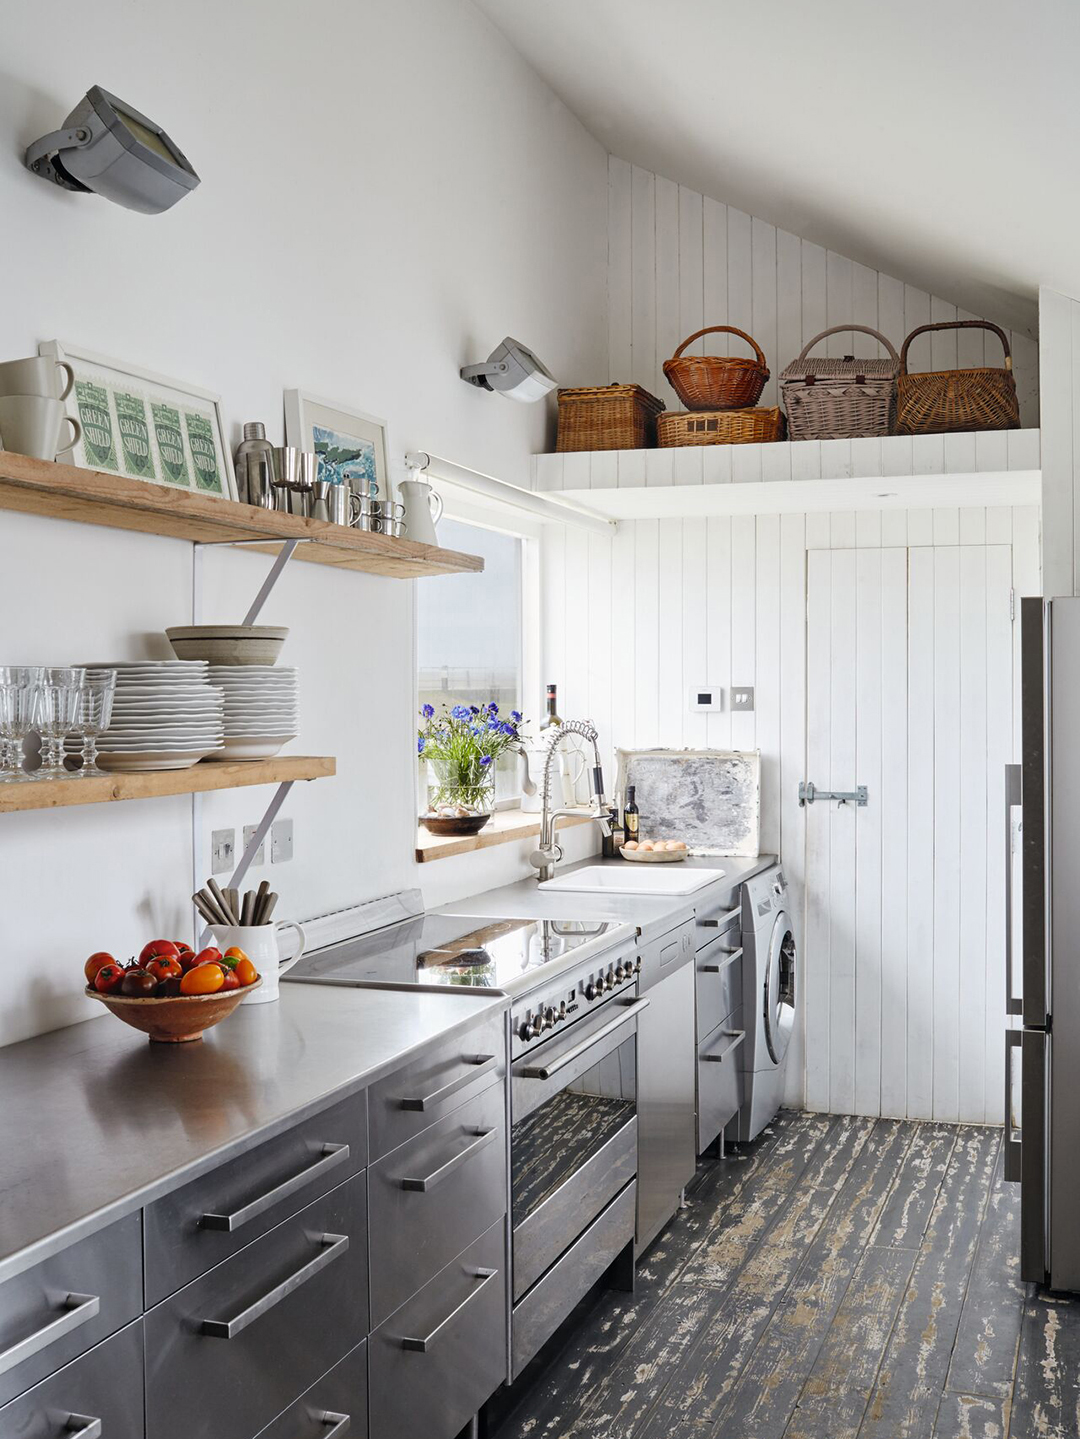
[731, 686, 755, 712]
[271, 818, 293, 864]
[243, 825, 265, 867]
[211, 828, 235, 875]
[690, 687, 723, 713]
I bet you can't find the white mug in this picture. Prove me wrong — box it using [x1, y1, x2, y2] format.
[0, 356, 75, 401]
[0, 394, 82, 460]
[209, 921, 306, 1004]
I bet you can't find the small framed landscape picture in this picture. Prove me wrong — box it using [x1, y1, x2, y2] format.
[38, 340, 237, 500]
[284, 389, 390, 499]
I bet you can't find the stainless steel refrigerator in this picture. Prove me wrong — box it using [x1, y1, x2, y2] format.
[1006, 595, 1080, 1289]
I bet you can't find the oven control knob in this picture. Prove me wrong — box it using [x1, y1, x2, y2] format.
[604, 969, 615, 990]
[543, 1006, 555, 1029]
[634, 957, 642, 973]
[615, 963, 626, 983]
[518, 1018, 531, 1041]
[585, 980, 600, 1001]
[559, 1001, 568, 1020]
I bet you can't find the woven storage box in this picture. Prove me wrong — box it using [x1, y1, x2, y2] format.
[556, 383, 665, 451]
[663, 326, 769, 410]
[896, 320, 1020, 435]
[657, 407, 785, 447]
[780, 325, 899, 440]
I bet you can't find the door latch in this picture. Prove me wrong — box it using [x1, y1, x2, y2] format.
[798, 782, 868, 807]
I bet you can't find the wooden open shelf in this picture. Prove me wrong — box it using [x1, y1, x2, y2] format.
[0, 755, 336, 814]
[0, 451, 484, 578]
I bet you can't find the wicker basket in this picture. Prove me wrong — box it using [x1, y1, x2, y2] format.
[556, 383, 665, 452]
[896, 321, 1020, 435]
[780, 325, 899, 440]
[662, 326, 769, 410]
[657, 408, 785, 447]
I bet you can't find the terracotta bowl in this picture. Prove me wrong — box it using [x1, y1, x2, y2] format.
[619, 846, 687, 863]
[86, 978, 261, 1043]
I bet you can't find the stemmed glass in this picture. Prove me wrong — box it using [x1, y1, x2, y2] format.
[0, 666, 43, 782]
[32, 667, 86, 780]
[71, 671, 116, 777]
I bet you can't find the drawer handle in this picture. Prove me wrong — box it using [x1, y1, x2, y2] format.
[400, 1268, 498, 1352]
[200, 1142, 351, 1232]
[702, 1028, 745, 1063]
[200, 1233, 349, 1339]
[66, 1418, 102, 1439]
[399, 1055, 498, 1112]
[699, 947, 743, 974]
[699, 907, 740, 930]
[316, 1414, 349, 1437]
[519, 997, 649, 1081]
[0, 1292, 100, 1377]
[400, 1127, 497, 1192]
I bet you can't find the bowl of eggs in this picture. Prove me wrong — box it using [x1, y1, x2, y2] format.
[619, 839, 688, 863]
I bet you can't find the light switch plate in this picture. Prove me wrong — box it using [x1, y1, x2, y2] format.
[731, 686, 755, 712]
[271, 818, 293, 863]
[690, 687, 723, 713]
[211, 828, 235, 875]
[243, 824, 265, 867]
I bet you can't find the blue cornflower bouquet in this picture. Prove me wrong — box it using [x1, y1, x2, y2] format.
[418, 701, 527, 812]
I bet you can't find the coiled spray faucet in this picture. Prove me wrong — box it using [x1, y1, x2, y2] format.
[528, 720, 610, 882]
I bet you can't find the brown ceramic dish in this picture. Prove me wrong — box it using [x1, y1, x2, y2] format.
[86, 978, 261, 1043]
[420, 813, 491, 836]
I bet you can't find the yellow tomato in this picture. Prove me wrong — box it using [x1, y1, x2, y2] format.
[180, 963, 225, 996]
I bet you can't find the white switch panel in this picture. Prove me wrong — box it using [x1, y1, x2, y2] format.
[243, 824, 266, 867]
[211, 829, 234, 875]
[731, 686, 755, 712]
[689, 687, 724, 713]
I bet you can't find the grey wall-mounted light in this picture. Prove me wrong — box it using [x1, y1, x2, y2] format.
[460, 337, 558, 402]
[24, 85, 199, 214]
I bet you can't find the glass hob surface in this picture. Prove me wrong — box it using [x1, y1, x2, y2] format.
[285, 912, 622, 993]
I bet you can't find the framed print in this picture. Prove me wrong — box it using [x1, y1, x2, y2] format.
[284, 389, 390, 499]
[38, 340, 237, 500]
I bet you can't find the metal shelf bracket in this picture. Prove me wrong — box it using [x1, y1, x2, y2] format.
[197, 779, 294, 946]
[193, 536, 303, 624]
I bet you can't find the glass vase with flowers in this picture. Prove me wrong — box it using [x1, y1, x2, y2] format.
[418, 701, 527, 835]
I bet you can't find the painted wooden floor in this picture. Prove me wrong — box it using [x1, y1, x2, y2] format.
[494, 1110, 1080, 1439]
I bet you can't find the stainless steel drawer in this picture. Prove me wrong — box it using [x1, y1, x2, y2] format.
[254, 1339, 366, 1439]
[144, 1089, 367, 1305]
[368, 1083, 507, 1328]
[0, 1319, 143, 1439]
[696, 930, 743, 1040]
[511, 1181, 635, 1381]
[369, 1219, 506, 1439]
[368, 1009, 506, 1161]
[697, 1007, 745, 1153]
[694, 899, 740, 952]
[145, 1172, 367, 1439]
[0, 1212, 141, 1407]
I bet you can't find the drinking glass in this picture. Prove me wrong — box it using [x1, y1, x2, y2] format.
[0, 666, 43, 782]
[71, 671, 116, 777]
[32, 667, 85, 780]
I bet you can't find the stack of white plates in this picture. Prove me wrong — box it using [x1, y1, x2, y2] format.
[207, 665, 298, 761]
[80, 661, 225, 771]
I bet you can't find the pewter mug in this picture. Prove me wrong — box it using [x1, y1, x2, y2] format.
[327, 484, 362, 526]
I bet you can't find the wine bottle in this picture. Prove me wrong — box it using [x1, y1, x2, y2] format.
[540, 683, 562, 729]
[623, 786, 640, 844]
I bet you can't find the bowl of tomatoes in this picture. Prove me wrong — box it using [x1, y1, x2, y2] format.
[84, 941, 261, 1043]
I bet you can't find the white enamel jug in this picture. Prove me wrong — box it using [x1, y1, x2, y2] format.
[398, 479, 443, 546]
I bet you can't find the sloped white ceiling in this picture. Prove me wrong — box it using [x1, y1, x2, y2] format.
[474, 0, 1076, 337]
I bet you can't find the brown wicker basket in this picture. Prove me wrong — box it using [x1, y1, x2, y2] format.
[663, 326, 769, 410]
[556, 383, 665, 452]
[657, 408, 785, 447]
[780, 325, 899, 440]
[896, 320, 1020, 435]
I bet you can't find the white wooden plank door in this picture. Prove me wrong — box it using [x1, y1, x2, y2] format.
[803, 543, 1013, 1122]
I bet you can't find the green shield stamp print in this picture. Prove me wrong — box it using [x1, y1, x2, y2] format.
[185, 411, 224, 494]
[151, 402, 190, 486]
[74, 380, 118, 471]
[114, 391, 157, 479]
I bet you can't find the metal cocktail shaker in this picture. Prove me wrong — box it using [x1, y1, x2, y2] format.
[233, 422, 275, 506]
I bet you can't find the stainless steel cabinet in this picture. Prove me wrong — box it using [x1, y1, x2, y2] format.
[254, 1339, 366, 1439]
[696, 928, 743, 1039]
[697, 1006, 745, 1151]
[0, 1319, 144, 1439]
[0, 1211, 141, 1407]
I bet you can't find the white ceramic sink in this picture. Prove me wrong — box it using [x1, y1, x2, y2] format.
[539, 864, 726, 897]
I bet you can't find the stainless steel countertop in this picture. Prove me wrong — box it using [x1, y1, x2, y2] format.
[438, 852, 778, 941]
[0, 983, 507, 1285]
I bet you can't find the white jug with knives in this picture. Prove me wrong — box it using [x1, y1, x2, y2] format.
[208, 921, 306, 1004]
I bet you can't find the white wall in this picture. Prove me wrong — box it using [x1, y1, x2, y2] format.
[0, 0, 608, 1046]
[607, 157, 1040, 429]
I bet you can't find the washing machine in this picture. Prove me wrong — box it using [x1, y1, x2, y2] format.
[737, 864, 797, 1141]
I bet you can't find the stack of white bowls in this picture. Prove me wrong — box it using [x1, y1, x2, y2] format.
[208, 666, 298, 761]
[81, 662, 224, 771]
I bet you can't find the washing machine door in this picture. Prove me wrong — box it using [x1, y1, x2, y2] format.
[763, 911, 796, 1066]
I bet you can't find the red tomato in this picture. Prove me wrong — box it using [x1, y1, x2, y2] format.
[93, 964, 125, 994]
[193, 947, 222, 968]
[84, 951, 116, 984]
[179, 948, 202, 972]
[220, 968, 241, 991]
[139, 939, 181, 968]
[145, 955, 183, 984]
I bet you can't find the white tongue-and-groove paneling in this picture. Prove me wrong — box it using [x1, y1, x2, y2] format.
[607, 156, 1039, 428]
[542, 504, 1040, 1122]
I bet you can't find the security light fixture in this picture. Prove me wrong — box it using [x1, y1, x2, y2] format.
[24, 86, 199, 214]
[460, 337, 557, 402]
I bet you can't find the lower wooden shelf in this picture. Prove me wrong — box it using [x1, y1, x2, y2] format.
[0, 755, 336, 813]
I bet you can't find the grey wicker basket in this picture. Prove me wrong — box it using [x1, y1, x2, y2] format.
[780, 325, 900, 440]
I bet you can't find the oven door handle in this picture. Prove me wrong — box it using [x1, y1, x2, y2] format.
[518, 997, 649, 1080]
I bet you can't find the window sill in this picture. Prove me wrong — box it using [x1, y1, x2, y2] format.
[416, 806, 596, 863]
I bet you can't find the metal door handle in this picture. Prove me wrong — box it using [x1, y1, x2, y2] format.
[316, 1414, 349, 1436]
[1005, 763, 1023, 1017]
[702, 1028, 745, 1063]
[65, 1418, 102, 1439]
[1004, 1029, 1022, 1182]
[200, 1233, 348, 1338]
[700, 947, 743, 974]
[798, 782, 868, 807]
[699, 907, 740, 930]
[400, 1268, 498, 1352]
[400, 1128, 497, 1191]
[400, 1055, 498, 1111]
[0, 1293, 100, 1377]
[201, 1143, 350, 1231]
[518, 997, 649, 1079]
